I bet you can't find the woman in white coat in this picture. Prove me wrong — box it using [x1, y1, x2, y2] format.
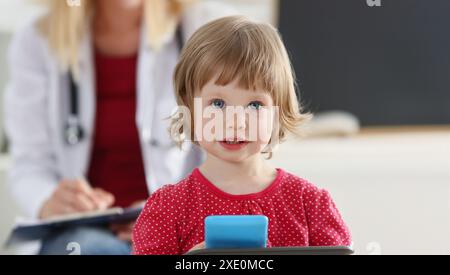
[4, 0, 235, 255]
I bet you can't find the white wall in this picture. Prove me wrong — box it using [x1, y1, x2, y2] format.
[207, 0, 278, 24]
[269, 132, 450, 255]
[0, 0, 45, 33]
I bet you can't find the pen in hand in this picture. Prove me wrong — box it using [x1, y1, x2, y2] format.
[39, 177, 115, 219]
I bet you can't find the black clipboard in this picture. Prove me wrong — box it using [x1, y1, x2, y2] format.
[4, 205, 143, 247]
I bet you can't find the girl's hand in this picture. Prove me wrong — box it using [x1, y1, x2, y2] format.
[186, 242, 206, 254]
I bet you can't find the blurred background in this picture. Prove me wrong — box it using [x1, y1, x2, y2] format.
[0, 0, 449, 255]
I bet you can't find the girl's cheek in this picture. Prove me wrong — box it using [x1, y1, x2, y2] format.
[256, 109, 276, 144]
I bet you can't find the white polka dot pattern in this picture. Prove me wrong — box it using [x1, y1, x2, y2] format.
[132, 168, 351, 255]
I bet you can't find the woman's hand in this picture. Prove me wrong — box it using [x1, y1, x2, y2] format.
[39, 179, 115, 219]
[186, 242, 206, 254]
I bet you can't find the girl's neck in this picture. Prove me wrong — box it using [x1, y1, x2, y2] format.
[199, 154, 277, 195]
[95, 0, 143, 33]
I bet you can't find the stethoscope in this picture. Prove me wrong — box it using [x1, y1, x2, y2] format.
[64, 71, 85, 146]
[64, 25, 185, 146]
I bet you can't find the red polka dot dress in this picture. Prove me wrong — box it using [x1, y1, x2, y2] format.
[133, 168, 351, 255]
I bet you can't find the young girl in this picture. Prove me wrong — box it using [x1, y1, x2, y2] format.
[133, 16, 351, 255]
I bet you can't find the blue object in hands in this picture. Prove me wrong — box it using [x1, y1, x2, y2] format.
[205, 215, 269, 249]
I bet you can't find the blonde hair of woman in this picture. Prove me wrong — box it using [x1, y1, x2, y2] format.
[38, 0, 195, 76]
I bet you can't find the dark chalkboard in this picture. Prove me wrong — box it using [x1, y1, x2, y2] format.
[279, 0, 450, 126]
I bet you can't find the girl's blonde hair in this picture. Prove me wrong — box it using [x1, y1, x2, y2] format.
[38, 0, 193, 75]
[172, 16, 312, 152]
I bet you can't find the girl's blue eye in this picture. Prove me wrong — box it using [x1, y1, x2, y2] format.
[248, 101, 263, 110]
[211, 99, 225, 109]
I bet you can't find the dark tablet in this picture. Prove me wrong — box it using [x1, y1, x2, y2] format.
[186, 246, 354, 256]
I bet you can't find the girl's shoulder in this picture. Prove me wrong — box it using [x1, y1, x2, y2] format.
[279, 169, 330, 198]
[137, 173, 199, 227]
[146, 171, 201, 204]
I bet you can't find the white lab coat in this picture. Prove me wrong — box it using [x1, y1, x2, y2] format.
[4, 2, 237, 218]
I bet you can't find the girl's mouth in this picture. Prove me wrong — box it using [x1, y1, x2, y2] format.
[218, 140, 250, 151]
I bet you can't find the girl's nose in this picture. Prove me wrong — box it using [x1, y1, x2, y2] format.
[226, 112, 247, 131]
